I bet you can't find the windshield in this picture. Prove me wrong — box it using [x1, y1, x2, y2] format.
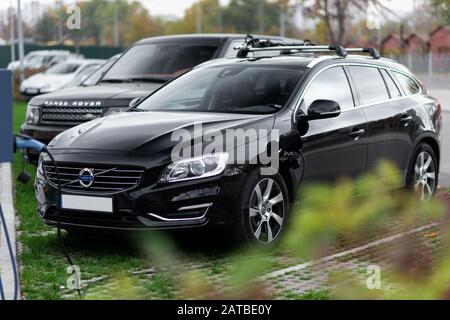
[64, 64, 102, 88]
[26, 55, 46, 67]
[46, 62, 81, 75]
[101, 42, 219, 82]
[136, 65, 306, 115]
[82, 58, 117, 86]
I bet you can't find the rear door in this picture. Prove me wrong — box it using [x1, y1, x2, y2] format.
[348, 65, 414, 176]
[299, 66, 368, 182]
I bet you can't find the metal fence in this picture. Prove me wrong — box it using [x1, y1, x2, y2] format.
[390, 53, 450, 90]
[0, 44, 123, 69]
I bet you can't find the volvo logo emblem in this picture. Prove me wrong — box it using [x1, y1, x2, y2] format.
[78, 168, 95, 188]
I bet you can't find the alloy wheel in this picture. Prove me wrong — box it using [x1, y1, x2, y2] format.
[414, 151, 437, 201]
[249, 178, 285, 243]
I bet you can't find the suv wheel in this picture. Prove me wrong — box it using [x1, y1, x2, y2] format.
[237, 170, 289, 245]
[408, 143, 438, 201]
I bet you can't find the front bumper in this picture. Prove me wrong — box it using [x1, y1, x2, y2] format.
[35, 160, 247, 231]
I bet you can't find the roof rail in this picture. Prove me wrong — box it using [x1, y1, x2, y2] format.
[346, 48, 381, 59]
[235, 35, 380, 60]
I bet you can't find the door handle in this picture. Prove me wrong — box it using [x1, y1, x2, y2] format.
[350, 128, 366, 140]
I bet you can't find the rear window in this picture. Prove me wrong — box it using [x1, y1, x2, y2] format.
[348, 66, 389, 105]
[103, 42, 219, 81]
[393, 71, 421, 96]
[381, 69, 402, 98]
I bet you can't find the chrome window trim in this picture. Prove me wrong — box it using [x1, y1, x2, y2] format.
[292, 62, 422, 122]
[306, 56, 336, 68]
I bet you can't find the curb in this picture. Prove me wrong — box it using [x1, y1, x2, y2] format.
[0, 162, 20, 300]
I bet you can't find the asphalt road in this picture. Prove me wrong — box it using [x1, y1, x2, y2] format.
[429, 89, 450, 188]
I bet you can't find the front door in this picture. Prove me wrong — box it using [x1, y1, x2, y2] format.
[299, 66, 368, 182]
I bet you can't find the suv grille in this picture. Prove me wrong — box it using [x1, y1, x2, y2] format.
[44, 163, 145, 193]
[42, 106, 103, 123]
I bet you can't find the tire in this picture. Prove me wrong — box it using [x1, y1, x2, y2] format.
[235, 168, 290, 246]
[406, 143, 439, 201]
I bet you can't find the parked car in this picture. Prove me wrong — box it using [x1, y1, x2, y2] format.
[7, 50, 80, 71]
[20, 59, 106, 99]
[35, 40, 442, 245]
[21, 34, 298, 162]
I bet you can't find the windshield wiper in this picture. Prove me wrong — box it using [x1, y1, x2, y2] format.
[127, 76, 168, 83]
[129, 108, 147, 112]
[99, 78, 132, 83]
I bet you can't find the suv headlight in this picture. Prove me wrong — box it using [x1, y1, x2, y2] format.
[37, 153, 44, 176]
[158, 153, 229, 183]
[103, 107, 129, 116]
[25, 105, 40, 125]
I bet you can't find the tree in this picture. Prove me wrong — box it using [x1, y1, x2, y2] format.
[33, 11, 57, 43]
[299, 0, 394, 44]
[432, 0, 450, 25]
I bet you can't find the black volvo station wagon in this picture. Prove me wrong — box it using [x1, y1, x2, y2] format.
[36, 39, 442, 245]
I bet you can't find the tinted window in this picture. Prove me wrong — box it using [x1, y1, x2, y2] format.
[349, 66, 389, 105]
[137, 66, 306, 114]
[103, 43, 219, 81]
[381, 69, 402, 98]
[393, 71, 420, 96]
[302, 66, 354, 111]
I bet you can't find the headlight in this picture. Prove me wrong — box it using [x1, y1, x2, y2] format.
[25, 105, 40, 125]
[158, 153, 229, 183]
[37, 153, 44, 176]
[103, 107, 129, 116]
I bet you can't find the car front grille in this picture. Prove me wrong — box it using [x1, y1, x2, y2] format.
[42, 106, 103, 123]
[44, 163, 145, 193]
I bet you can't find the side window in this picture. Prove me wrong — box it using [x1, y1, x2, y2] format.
[348, 66, 389, 105]
[302, 66, 354, 112]
[381, 69, 402, 98]
[392, 71, 421, 96]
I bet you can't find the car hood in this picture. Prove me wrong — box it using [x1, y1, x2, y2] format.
[23, 73, 73, 89]
[49, 111, 275, 155]
[29, 82, 162, 108]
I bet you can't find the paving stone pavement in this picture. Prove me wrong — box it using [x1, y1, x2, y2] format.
[59, 221, 442, 300]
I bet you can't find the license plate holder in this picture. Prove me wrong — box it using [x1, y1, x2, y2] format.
[61, 194, 113, 213]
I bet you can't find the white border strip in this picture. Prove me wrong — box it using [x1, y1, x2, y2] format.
[0, 162, 20, 300]
[261, 223, 438, 281]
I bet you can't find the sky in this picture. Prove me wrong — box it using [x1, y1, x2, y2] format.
[0, 0, 417, 19]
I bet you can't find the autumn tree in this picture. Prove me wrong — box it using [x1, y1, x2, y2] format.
[299, 0, 394, 44]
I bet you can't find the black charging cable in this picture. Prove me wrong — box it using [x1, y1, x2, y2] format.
[42, 147, 82, 299]
[15, 134, 82, 299]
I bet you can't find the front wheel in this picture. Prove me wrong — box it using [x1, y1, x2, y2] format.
[237, 170, 289, 246]
[407, 143, 438, 201]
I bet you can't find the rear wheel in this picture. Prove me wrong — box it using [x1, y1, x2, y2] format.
[407, 143, 438, 201]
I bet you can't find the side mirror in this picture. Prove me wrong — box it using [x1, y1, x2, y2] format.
[129, 97, 144, 108]
[299, 99, 341, 121]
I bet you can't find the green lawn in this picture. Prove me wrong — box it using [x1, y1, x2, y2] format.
[13, 102, 160, 299]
